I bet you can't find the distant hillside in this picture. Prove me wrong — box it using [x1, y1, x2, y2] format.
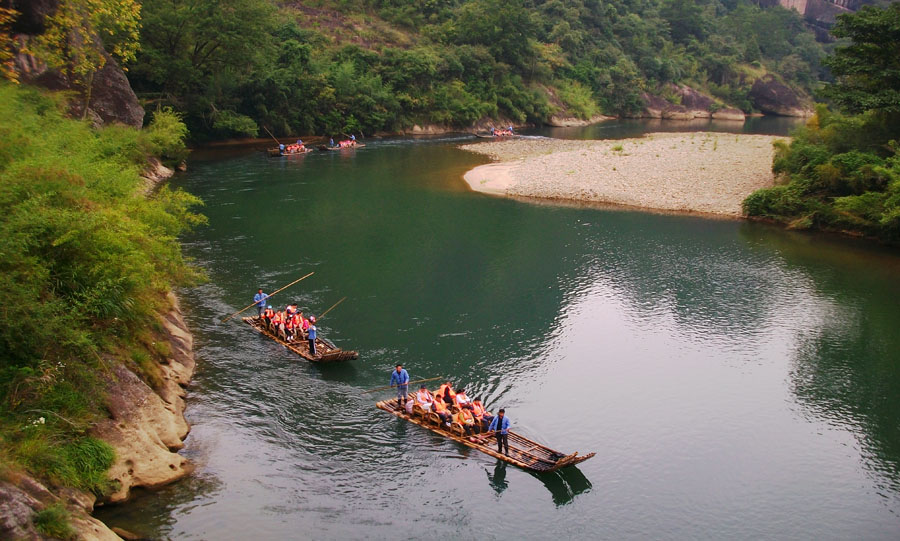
[123, 0, 833, 139]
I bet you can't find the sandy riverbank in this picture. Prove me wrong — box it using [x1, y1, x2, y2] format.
[461, 132, 786, 217]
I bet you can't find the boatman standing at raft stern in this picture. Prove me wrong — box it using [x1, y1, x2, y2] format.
[488, 409, 510, 455]
[307, 316, 317, 356]
[253, 288, 269, 318]
[390, 364, 410, 407]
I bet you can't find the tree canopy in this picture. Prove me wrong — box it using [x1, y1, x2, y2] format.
[822, 3, 900, 115]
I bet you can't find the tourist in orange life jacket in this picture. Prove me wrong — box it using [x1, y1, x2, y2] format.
[453, 406, 478, 436]
[285, 314, 295, 342]
[432, 397, 451, 426]
[471, 398, 494, 430]
[263, 305, 275, 330]
[291, 312, 302, 340]
[271, 310, 283, 335]
[416, 385, 434, 411]
[454, 388, 473, 410]
[435, 382, 456, 406]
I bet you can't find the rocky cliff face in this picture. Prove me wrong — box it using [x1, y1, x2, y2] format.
[632, 86, 746, 122]
[0, 295, 196, 540]
[9, 0, 144, 128]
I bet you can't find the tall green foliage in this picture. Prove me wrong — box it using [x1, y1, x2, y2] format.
[0, 83, 204, 484]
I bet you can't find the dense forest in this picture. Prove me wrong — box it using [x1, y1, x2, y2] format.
[744, 3, 900, 243]
[124, 0, 831, 139]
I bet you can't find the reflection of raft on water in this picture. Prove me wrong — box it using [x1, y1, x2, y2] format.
[242, 317, 358, 362]
[375, 396, 594, 472]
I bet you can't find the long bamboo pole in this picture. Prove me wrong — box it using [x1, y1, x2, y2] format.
[362, 376, 443, 394]
[262, 125, 281, 146]
[316, 296, 346, 320]
[222, 272, 314, 322]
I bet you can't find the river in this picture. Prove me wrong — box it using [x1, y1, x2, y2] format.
[96, 119, 900, 540]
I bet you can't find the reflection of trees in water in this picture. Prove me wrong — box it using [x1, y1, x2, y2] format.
[741, 224, 900, 494]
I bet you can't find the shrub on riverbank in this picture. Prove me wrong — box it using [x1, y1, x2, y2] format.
[743, 5, 900, 244]
[0, 83, 204, 496]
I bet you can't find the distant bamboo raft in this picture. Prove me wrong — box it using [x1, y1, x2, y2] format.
[376, 396, 594, 472]
[242, 317, 358, 362]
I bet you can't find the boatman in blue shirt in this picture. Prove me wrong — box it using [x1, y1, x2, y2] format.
[307, 316, 317, 356]
[390, 364, 410, 407]
[487, 408, 510, 455]
[253, 288, 269, 318]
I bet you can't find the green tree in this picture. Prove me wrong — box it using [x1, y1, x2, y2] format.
[822, 3, 900, 114]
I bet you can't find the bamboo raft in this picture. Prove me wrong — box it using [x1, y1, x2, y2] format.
[474, 133, 518, 139]
[268, 147, 314, 157]
[376, 395, 594, 472]
[318, 144, 366, 151]
[242, 316, 358, 362]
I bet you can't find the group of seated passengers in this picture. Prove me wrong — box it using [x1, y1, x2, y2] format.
[261, 304, 314, 342]
[490, 126, 514, 137]
[407, 382, 495, 436]
[336, 134, 357, 148]
[280, 139, 306, 154]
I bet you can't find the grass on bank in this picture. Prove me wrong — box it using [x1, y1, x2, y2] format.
[0, 83, 204, 497]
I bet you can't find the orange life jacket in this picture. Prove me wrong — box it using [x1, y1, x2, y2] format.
[433, 400, 448, 413]
[455, 409, 474, 425]
[272, 312, 283, 324]
[472, 402, 486, 418]
[437, 384, 456, 402]
[416, 390, 433, 404]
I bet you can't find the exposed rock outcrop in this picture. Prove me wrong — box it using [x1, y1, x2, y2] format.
[0, 473, 119, 541]
[10, 1, 144, 128]
[92, 293, 196, 504]
[712, 108, 747, 121]
[749, 75, 813, 117]
[545, 114, 613, 127]
[635, 88, 746, 122]
[140, 158, 175, 195]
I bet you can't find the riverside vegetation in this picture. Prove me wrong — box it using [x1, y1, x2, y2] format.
[0, 83, 203, 535]
[128, 0, 829, 140]
[743, 3, 900, 243]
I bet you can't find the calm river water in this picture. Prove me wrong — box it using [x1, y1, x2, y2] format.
[96, 119, 900, 540]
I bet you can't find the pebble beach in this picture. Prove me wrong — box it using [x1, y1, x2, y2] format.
[461, 132, 786, 217]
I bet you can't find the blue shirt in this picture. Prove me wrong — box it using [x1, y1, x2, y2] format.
[390, 369, 409, 386]
[253, 292, 268, 307]
[308, 325, 316, 340]
[488, 415, 510, 434]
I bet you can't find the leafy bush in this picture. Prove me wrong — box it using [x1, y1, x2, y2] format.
[141, 108, 190, 167]
[555, 80, 600, 119]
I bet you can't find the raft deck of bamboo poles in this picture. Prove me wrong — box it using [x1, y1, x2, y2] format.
[242, 316, 358, 362]
[376, 394, 594, 472]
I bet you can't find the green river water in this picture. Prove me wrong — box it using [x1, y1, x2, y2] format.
[96, 119, 900, 540]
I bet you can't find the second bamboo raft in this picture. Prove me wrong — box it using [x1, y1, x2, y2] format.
[242, 316, 358, 362]
[376, 394, 594, 472]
